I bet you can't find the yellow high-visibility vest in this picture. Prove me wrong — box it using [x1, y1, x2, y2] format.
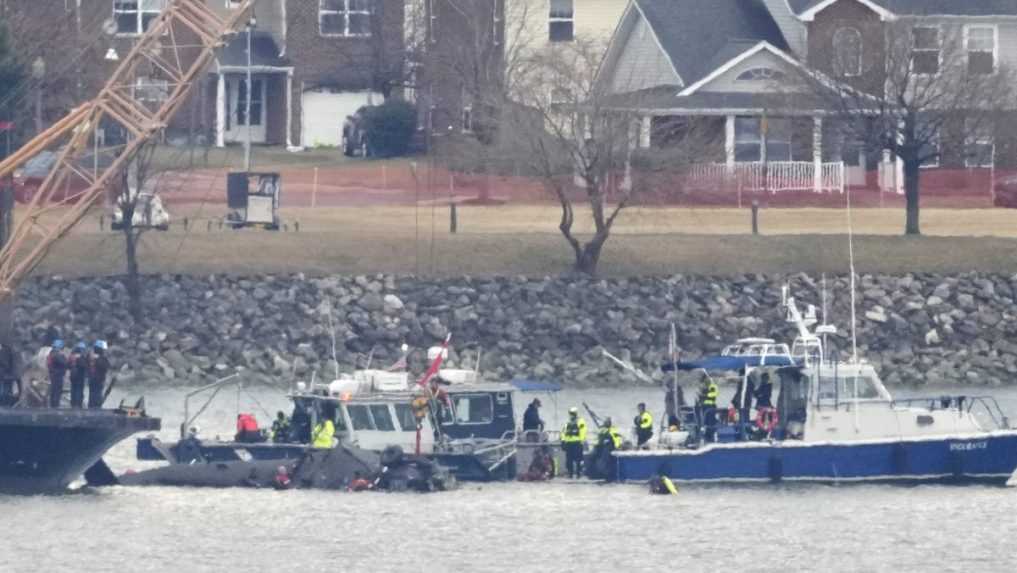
[312, 419, 335, 449]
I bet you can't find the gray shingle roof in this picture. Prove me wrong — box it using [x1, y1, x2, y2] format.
[216, 31, 290, 68]
[635, 0, 788, 88]
[788, 0, 1017, 16]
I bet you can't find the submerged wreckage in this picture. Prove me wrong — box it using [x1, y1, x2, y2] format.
[123, 344, 547, 491]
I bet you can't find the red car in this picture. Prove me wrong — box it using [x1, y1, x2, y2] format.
[12, 150, 112, 204]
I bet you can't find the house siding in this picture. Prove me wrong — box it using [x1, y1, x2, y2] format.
[509, 0, 628, 57]
[608, 12, 679, 93]
[285, 0, 405, 145]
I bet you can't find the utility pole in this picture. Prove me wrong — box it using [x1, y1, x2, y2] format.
[244, 17, 255, 172]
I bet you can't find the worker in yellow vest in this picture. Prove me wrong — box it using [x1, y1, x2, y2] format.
[561, 407, 587, 478]
[698, 374, 719, 442]
[311, 416, 335, 449]
[634, 402, 653, 448]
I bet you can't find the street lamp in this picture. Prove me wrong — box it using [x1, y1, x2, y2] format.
[31, 57, 46, 134]
[244, 16, 257, 172]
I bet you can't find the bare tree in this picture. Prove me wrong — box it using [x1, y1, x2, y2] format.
[487, 39, 706, 275]
[804, 21, 1016, 235]
[112, 141, 163, 324]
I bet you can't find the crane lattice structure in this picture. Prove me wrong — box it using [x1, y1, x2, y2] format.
[0, 0, 257, 302]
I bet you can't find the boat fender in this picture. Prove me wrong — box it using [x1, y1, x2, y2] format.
[411, 397, 429, 420]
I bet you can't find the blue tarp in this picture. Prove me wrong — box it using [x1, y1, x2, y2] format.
[661, 355, 799, 372]
[509, 379, 562, 393]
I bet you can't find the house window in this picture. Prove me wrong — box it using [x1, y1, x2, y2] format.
[965, 26, 996, 75]
[735, 117, 761, 162]
[320, 0, 372, 37]
[114, 0, 164, 36]
[764, 117, 792, 162]
[549, 0, 574, 43]
[911, 26, 941, 75]
[234, 78, 263, 126]
[735, 68, 786, 82]
[832, 27, 862, 77]
[462, 105, 473, 133]
[965, 120, 994, 168]
[134, 76, 169, 103]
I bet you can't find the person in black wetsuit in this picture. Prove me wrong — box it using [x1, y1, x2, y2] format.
[522, 398, 544, 442]
[87, 340, 111, 409]
[754, 372, 776, 435]
[289, 401, 312, 444]
[0, 342, 18, 405]
[68, 342, 88, 408]
[47, 340, 68, 408]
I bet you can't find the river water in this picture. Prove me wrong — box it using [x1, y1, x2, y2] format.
[3, 385, 1017, 573]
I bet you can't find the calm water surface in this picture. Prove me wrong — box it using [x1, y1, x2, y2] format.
[2, 386, 1016, 573]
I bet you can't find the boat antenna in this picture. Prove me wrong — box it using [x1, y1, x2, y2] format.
[364, 345, 376, 370]
[327, 302, 339, 380]
[846, 184, 859, 363]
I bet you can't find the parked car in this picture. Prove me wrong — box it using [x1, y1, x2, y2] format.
[111, 185, 171, 231]
[341, 107, 371, 157]
[994, 176, 1017, 208]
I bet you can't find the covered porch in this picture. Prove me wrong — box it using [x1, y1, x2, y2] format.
[613, 89, 904, 198]
[211, 31, 293, 148]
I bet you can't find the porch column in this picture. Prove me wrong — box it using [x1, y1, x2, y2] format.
[285, 70, 294, 149]
[725, 114, 735, 172]
[639, 116, 651, 148]
[813, 116, 823, 192]
[215, 72, 226, 148]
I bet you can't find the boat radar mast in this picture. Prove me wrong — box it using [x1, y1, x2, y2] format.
[782, 284, 837, 365]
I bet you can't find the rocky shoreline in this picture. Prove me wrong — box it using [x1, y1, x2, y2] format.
[13, 272, 1017, 388]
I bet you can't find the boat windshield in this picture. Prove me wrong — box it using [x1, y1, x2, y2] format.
[810, 365, 890, 402]
[451, 393, 494, 424]
[370, 405, 396, 431]
[347, 405, 375, 430]
[394, 403, 417, 431]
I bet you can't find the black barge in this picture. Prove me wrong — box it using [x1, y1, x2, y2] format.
[0, 407, 161, 493]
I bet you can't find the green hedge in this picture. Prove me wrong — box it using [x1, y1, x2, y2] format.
[362, 100, 416, 158]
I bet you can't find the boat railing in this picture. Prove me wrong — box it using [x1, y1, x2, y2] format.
[891, 395, 1011, 430]
[508, 429, 562, 444]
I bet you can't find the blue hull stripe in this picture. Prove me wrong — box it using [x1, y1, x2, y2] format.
[616, 433, 1017, 484]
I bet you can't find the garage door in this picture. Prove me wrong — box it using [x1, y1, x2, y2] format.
[301, 90, 382, 148]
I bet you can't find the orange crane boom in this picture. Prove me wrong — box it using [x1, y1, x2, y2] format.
[0, 0, 258, 302]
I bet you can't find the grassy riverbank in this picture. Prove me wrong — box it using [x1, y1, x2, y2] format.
[19, 205, 1017, 278]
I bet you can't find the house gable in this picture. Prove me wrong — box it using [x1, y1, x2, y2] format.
[602, 5, 682, 94]
[798, 0, 895, 21]
[678, 42, 803, 96]
[693, 49, 804, 94]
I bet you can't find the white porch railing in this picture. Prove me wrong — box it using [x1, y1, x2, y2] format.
[688, 161, 846, 193]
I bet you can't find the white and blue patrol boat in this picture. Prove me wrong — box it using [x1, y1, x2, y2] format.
[615, 290, 1017, 486]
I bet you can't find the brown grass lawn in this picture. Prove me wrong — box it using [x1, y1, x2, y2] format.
[16, 204, 1017, 278]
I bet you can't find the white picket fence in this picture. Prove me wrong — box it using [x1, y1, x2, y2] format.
[688, 161, 846, 193]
